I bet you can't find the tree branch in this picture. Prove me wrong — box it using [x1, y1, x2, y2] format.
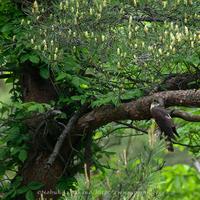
[0, 74, 12, 79]
[59, 89, 200, 160]
[115, 121, 148, 134]
[46, 104, 89, 167]
[171, 110, 200, 122]
[148, 72, 200, 94]
[0, 68, 14, 72]
[76, 89, 200, 134]
[123, 15, 165, 22]
[173, 141, 200, 148]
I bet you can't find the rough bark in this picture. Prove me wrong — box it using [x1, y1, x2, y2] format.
[18, 65, 61, 199]
[147, 72, 200, 94]
[21, 63, 57, 102]
[171, 109, 200, 122]
[76, 89, 200, 133]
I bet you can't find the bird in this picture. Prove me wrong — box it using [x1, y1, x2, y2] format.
[150, 98, 179, 152]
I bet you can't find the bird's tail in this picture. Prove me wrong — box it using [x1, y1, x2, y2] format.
[165, 137, 174, 152]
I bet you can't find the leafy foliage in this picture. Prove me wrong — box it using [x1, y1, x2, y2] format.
[1, 0, 199, 106]
[0, 0, 200, 199]
[159, 164, 200, 200]
[63, 142, 165, 200]
[0, 101, 51, 199]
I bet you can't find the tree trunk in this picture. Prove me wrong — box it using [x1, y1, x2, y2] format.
[18, 64, 64, 199]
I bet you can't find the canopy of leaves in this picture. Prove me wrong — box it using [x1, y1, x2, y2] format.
[1, 0, 200, 106]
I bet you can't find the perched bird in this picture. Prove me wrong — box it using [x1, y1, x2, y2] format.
[150, 98, 179, 152]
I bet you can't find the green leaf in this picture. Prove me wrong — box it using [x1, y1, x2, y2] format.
[0, 148, 9, 160]
[81, 97, 87, 104]
[27, 103, 45, 113]
[5, 127, 21, 143]
[71, 95, 81, 101]
[1, 23, 13, 33]
[20, 54, 30, 63]
[55, 72, 67, 81]
[4, 188, 16, 199]
[29, 55, 40, 64]
[12, 176, 23, 187]
[55, 72, 72, 82]
[80, 83, 89, 89]
[121, 89, 143, 100]
[0, 164, 6, 176]
[71, 76, 89, 89]
[18, 149, 27, 162]
[40, 67, 50, 79]
[28, 182, 44, 190]
[185, 55, 200, 66]
[92, 92, 115, 107]
[56, 177, 77, 191]
[111, 96, 120, 106]
[93, 131, 103, 140]
[25, 190, 34, 200]
[10, 147, 20, 156]
[17, 186, 29, 194]
[5, 77, 14, 83]
[63, 56, 80, 72]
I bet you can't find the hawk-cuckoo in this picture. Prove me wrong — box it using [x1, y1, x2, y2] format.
[150, 98, 179, 151]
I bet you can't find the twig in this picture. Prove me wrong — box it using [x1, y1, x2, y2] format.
[0, 68, 14, 72]
[0, 74, 12, 79]
[123, 15, 165, 22]
[173, 141, 200, 148]
[46, 104, 89, 167]
[115, 121, 148, 134]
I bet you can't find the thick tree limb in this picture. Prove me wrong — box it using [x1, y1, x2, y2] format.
[46, 89, 200, 165]
[59, 89, 200, 162]
[148, 72, 200, 94]
[75, 90, 200, 134]
[171, 110, 200, 122]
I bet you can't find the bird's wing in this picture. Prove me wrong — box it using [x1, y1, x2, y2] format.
[151, 107, 178, 139]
